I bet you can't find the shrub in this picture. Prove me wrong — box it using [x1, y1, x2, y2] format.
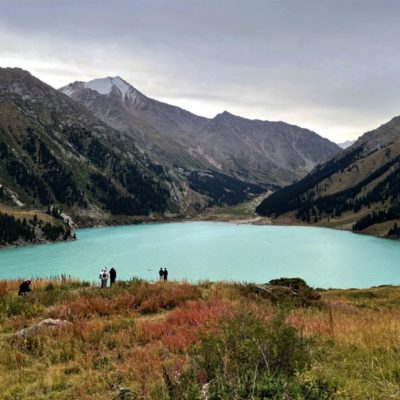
[348, 291, 378, 299]
[44, 283, 55, 292]
[133, 282, 202, 314]
[269, 277, 309, 291]
[137, 300, 233, 350]
[174, 310, 335, 399]
[0, 296, 42, 318]
[236, 278, 321, 308]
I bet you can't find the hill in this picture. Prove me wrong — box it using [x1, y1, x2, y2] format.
[256, 116, 400, 237]
[0, 276, 399, 399]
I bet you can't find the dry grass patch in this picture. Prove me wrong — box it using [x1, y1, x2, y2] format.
[1, 279, 400, 399]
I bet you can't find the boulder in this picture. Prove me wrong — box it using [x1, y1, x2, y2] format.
[16, 318, 72, 338]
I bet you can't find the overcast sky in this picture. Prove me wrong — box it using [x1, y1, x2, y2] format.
[1, 0, 400, 142]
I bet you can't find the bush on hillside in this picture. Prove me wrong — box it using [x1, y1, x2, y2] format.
[235, 278, 321, 308]
[171, 311, 335, 399]
[268, 277, 309, 291]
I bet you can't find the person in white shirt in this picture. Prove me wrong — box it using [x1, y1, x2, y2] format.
[99, 268, 109, 288]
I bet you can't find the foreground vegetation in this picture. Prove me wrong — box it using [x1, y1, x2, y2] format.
[0, 277, 399, 399]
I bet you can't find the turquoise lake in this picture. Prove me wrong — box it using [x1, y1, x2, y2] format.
[0, 222, 399, 288]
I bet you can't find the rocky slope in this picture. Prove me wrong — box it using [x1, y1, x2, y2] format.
[0, 68, 180, 225]
[256, 116, 400, 236]
[60, 77, 269, 207]
[60, 77, 209, 171]
[61, 77, 340, 186]
[195, 111, 340, 185]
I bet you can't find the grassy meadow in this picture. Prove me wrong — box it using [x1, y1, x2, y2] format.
[0, 277, 399, 399]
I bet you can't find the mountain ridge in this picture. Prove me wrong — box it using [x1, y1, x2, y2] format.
[0, 67, 269, 233]
[61, 76, 341, 186]
[0, 67, 181, 225]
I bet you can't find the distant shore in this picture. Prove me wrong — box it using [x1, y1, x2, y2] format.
[1, 198, 397, 250]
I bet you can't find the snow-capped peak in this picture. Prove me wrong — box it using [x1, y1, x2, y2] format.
[337, 140, 355, 149]
[84, 76, 132, 97]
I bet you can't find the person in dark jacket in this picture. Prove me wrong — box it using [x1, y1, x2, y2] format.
[109, 267, 117, 286]
[159, 268, 164, 281]
[18, 280, 32, 296]
[163, 268, 168, 282]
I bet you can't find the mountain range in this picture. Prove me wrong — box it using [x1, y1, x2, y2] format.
[256, 116, 400, 237]
[60, 76, 340, 187]
[0, 67, 343, 243]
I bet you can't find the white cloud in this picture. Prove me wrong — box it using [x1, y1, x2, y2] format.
[1, 0, 400, 143]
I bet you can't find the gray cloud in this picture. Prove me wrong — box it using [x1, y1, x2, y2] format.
[1, 0, 400, 141]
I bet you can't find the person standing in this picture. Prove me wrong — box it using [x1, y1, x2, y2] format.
[109, 267, 117, 286]
[159, 267, 164, 282]
[99, 268, 108, 288]
[163, 267, 168, 282]
[99, 269, 103, 287]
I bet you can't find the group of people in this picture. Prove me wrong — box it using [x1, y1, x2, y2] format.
[99, 267, 117, 288]
[100, 267, 169, 286]
[159, 267, 169, 281]
[17, 265, 169, 295]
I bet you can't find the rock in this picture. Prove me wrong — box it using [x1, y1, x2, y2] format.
[15, 318, 72, 338]
[112, 388, 135, 400]
[200, 382, 211, 400]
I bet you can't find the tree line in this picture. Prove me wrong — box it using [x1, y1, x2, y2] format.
[0, 212, 74, 246]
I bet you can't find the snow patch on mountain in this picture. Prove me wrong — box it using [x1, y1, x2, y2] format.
[84, 76, 131, 97]
[61, 86, 75, 97]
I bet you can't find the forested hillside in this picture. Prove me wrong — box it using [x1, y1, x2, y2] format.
[0, 212, 73, 246]
[0, 68, 175, 225]
[257, 116, 400, 236]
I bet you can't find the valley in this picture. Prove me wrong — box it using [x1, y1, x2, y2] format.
[2, 67, 400, 246]
[0, 67, 340, 247]
[2, 3, 400, 400]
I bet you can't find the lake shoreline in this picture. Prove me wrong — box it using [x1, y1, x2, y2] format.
[1, 221, 399, 288]
[0, 211, 391, 250]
